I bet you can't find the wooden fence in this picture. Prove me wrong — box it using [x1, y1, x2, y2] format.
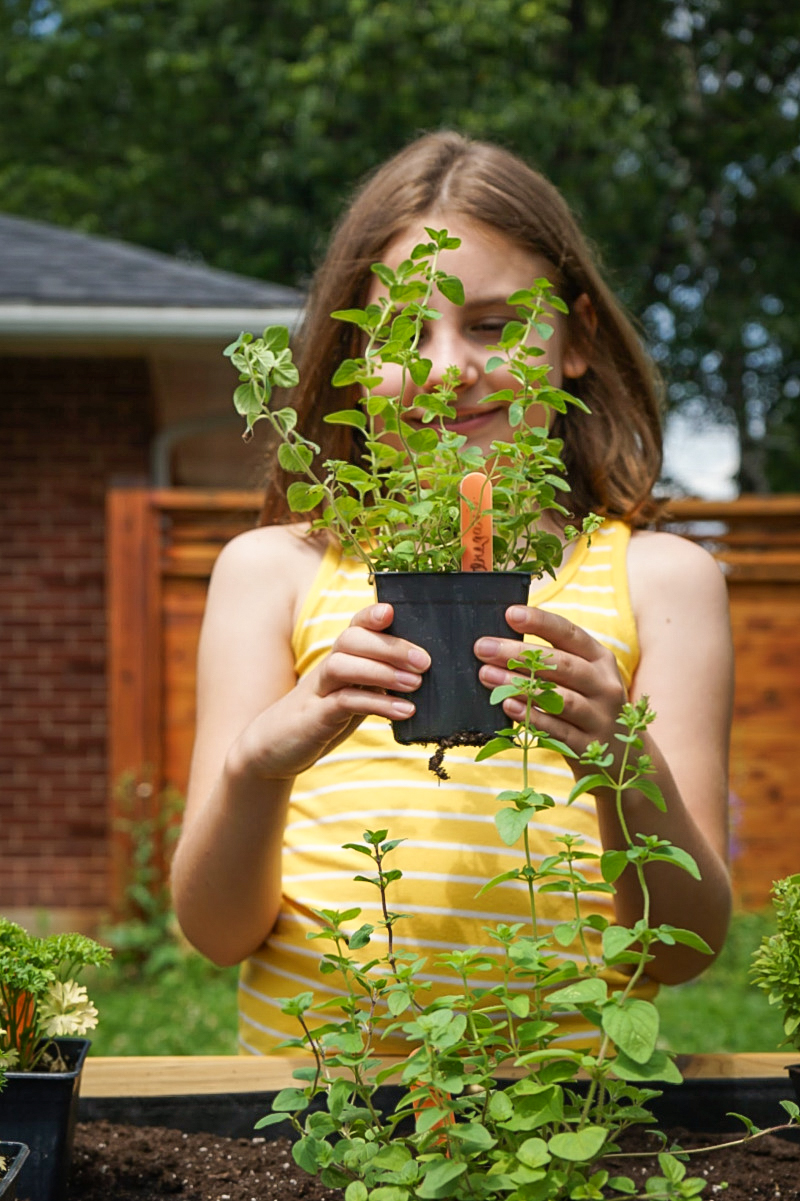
[106, 490, 800, 911]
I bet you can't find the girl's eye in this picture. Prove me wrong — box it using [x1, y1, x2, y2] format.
[471, 319, 507, 338]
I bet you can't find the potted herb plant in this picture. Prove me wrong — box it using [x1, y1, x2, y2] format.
[226, 227, 599, 748]
[0, 919, 111, 1201]
[751, 872, 800, 1105]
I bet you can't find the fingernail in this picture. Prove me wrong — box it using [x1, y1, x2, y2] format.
[373, 604, 391, 622]
[391, 700, 415, 716]
[408, 647, 430, 669]
[475, 638, 499, 657]
[507, 606, 528, 623]
[395, 670, 421, 689]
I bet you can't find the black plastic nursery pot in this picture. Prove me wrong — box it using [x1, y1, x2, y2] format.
[375, 571, 530, 746]
[788, 1062, 800, 1106]
[0, 1037, 90, 1201]
[0, 1143, 30, 1201]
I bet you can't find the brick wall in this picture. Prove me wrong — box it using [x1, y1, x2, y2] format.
[0, 355, 153, 919]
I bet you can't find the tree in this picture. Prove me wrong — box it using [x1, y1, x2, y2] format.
[1, 0, 797, 490]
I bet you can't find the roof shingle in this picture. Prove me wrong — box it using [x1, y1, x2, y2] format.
[0, 213, 303, 308]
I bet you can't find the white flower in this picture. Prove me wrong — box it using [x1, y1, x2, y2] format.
[39, 980, 99, 1037]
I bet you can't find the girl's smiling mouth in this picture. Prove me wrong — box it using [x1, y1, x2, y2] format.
[402, 403, 505, 434]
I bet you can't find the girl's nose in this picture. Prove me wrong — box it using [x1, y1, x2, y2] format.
[423, 328, 480, 391]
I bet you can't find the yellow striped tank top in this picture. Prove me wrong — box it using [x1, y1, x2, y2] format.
[238, 519, 656, 1056]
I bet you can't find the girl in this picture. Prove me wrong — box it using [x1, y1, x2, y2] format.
[171, 131, 733, 1056]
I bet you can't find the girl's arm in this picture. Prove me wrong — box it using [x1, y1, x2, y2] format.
[171, 526, 430, 967]
[475, 531, 733, 985]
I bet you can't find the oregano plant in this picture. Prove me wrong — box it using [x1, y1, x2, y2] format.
[255, 672, 798, 1198]
[226, 227, 599, 577]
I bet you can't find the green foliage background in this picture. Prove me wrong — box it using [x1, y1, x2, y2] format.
[2, 0, 798, 489]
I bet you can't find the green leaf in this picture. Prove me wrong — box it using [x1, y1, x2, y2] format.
[611, 1048, 682, 1084]
[648, 844, 701, 880]
[547, 978, 608, 1007]
[568, 774, 610, 803]
[286, 481, 325, 512]
[448, 1122, 496, 1151]
[409, 357, 432, 386]
[602, 926, 637, 960]
[348, 923, 373, 950]
[437, 275, 465, 305]
[254, 1112, 290, 1129]
[601, 998, 659, 1064]
[293, 1135, 327, 1174]
[331, 358, 365, 387]
[323, 409, 367, 429]
[635, 778, 667, 811]
[262, 325, 290, 351]
[345, 1183, 368, 1201]
[601, 850, 629, 883]
[272, 1086, 310, 1113]
[495, 805, 534, 846]
[233, 380, 263, 418]
[415, 1106, 452, 1135]
[331, 309, 370, 327]
[416, 1160, 468, 1198]
[607, 1177, 637, 1194]
[277, 442, 313, 473]
[475, 737, 516, 761]
[547, 1125, 607, 1161]
[487, 1091, 514, 1121]
[515, 1137, 551, 1168]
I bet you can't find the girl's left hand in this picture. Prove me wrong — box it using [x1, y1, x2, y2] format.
[474, 604, 628, 761]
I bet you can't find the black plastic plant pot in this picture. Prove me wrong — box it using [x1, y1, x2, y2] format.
[0, 1037, 90, 1201]
[375, 571, 530, 746]
[788, 1063, 800, 1107]
[0, 1143, 30, 1201]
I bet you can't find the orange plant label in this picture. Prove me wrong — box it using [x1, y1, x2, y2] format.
[459, 472, 493, 572]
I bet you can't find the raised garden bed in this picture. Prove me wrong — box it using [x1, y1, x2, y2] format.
[66, 1054, 800, 1200]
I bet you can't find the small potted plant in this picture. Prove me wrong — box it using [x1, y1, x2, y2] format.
[0, 1070, 29, 1201]
[751, 872, 800, 1104]
[0, 919, 111, 1201]
[226, 227, 599, 748]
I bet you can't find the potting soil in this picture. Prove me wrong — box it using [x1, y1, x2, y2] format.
[66, 1120, 800, 1200]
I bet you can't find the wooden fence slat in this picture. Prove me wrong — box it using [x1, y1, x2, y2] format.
[106, 489, 163, 913]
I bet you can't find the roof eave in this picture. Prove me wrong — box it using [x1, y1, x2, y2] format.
[0, 303, 304, 339]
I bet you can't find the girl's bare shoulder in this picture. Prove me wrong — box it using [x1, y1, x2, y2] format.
[208, 523, 329, 628]
[627, 528, 729, 627]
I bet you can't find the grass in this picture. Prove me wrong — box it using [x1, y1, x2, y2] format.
[88, 954, 239, 1056]
[85, 910, 786, 1058]
[655, 908, 786, 1053]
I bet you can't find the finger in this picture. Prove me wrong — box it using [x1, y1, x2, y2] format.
[341, 607, 431, 672]
[503, 605, 607, 663]
[319, 646, 426, 697]
[322, 688, 417, 722]
[349, 602, 395, 632]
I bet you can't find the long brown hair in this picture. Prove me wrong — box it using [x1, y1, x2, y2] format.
[259, 131, 664, 529]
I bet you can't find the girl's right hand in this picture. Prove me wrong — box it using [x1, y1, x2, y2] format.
[229, 602, 430, 782]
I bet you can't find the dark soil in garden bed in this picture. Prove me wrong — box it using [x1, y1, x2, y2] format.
[66, 1119, 800, 1201]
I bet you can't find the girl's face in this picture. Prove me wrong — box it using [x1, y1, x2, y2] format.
[365, 214, 589, 457]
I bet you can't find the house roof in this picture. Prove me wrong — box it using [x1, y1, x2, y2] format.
[0, 212, 303, 339]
